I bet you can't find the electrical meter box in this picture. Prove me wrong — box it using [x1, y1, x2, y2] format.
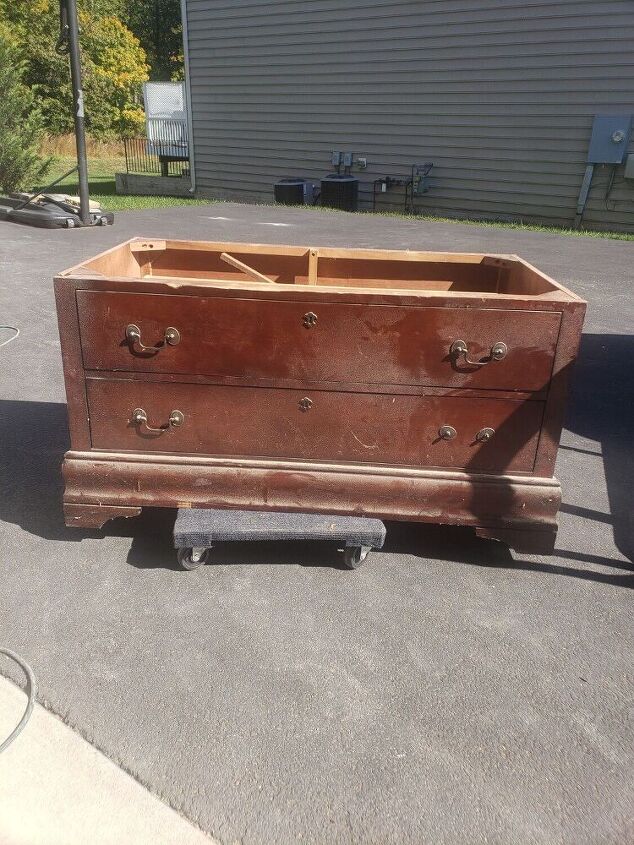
[587, 115, 632, 164]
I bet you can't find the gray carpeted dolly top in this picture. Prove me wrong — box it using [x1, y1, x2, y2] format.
[174, 509, 386, 550]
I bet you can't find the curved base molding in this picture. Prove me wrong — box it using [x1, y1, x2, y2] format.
[62, 451, 560, 552]
[64, 502, 142, 529]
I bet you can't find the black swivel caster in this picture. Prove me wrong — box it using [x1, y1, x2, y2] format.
[177, 547, 211, 570]
[343, 545, 371, 569]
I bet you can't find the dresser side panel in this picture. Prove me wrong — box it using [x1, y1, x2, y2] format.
[534, 300, 587, 477]
[54, 277, 91, 451]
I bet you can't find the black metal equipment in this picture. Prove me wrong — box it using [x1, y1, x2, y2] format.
[173, 508, 387, 571]
[0, 189, 113, 229]
[319, 151, 360, 211]
[274, 178, 318, 206]
[320, 174, 359, 211]
[372, 163, 433, 213]
[58, 0, 91, 225]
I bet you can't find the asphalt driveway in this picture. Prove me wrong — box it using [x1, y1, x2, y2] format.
[0, 203, 632, 844]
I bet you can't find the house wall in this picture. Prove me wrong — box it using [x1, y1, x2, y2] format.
[183, 0, 634, 231]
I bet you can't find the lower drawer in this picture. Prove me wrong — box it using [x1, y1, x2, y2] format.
[86, 379, 544, 473]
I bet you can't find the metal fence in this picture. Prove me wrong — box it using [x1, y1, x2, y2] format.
[123, 118, 189, 177]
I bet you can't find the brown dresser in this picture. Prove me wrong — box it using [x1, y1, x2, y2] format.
[55, 238, 585, 552]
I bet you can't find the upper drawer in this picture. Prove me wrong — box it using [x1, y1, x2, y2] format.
[76, 291, 561, 391]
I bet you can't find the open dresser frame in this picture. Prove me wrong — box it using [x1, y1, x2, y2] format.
[55, 238, 586, 553]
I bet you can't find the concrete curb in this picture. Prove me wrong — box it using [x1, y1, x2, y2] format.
[0, 675, 216, 845]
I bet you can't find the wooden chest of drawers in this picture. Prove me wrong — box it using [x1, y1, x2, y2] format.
[55, 238, 585, 553]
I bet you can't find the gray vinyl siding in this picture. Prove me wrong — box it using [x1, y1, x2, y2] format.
[183, 0, 634, 231]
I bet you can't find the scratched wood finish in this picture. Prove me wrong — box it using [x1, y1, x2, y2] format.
[54, 237, 586, 551]
[77, 291, 561, 392]
[62, 452, 561, 534]
[85, 378, 544, 473]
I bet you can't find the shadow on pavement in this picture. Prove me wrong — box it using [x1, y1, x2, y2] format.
[0, 400, 75, 542]
[126, 517, 506, 572]
[127, 517, 632, 586]
[508, 556, 634, 588]
[564, 333, 633, 562]
[385, 521, 633, 588]
[0, 400, 153, 544]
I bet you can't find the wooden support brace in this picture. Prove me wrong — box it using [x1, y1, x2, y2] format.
[220, 252, 276, 284]
[307, 248, 319, 285]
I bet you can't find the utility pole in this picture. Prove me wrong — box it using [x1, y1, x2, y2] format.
[61, 0, 90, 225]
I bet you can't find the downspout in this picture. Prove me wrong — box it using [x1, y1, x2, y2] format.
[180, 0, 196, 195]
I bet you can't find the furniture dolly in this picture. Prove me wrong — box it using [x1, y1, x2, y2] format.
[173, 509, 387, 570]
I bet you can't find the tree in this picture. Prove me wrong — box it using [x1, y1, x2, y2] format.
[79, 13, 149, 136]
[0, 27, 51, 193]
[123, 0, 183, 81]
[0, 0, 149, 139]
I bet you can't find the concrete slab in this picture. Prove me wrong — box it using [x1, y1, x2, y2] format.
[0, 675, 215, 845]
[0, 203, 632, 844]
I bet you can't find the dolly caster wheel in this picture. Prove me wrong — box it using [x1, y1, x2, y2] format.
[343, 545, 371, 569]
[177, 547, 211, 570]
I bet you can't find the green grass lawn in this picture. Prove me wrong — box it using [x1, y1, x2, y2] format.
[368, 209, 634, 241]
[38, 156, 212, 212]
[305, 200, 634, 241]
[37, 156, 634, 239]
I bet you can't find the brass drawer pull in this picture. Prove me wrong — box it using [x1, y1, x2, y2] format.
[125, 324, 181, 354]
[132, 408, 184, 433]
[450, 339, 507, 366]
[303, 311, 318, 328]
[439, 425, 457, 441]
[299, 397, 313, 411]
[476, 427, 495, 442]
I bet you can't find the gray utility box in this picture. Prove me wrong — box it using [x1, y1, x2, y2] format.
[587, 115, 632, 164]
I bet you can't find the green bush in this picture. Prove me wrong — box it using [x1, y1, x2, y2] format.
[0, 31, 51, 193]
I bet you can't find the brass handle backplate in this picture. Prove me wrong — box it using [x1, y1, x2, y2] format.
[125, 323, 181, 354]
[132, 407, 184, 433]
[476, 427, 496, 442]
[450, 339, 507, 366]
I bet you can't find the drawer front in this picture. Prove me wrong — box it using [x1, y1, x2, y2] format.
[77, 291, 560, 392]
[86, 379, 544, 473]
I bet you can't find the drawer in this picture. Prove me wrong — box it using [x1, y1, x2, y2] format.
[77, 291, 561, 392]
[86, 379, 544, 473]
